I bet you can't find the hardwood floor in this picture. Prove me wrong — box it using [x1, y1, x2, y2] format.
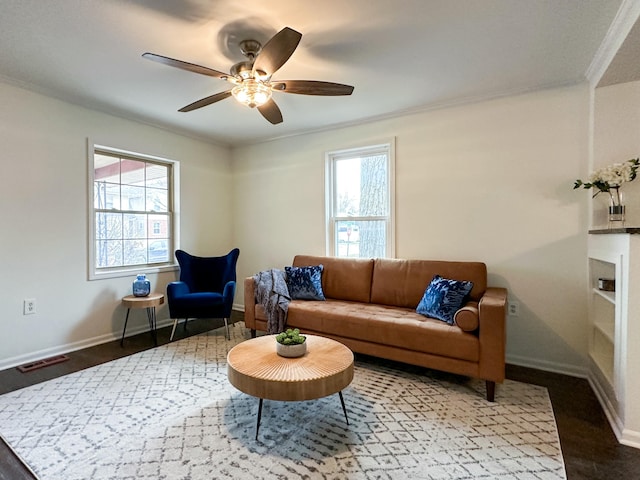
[1, 313, 639, 480]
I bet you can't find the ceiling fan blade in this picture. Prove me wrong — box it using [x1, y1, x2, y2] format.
[252, 27, 302, 77]
[142, 53, 229, 79]
[272, 80, 354, 96]
[257, 99, 283, 124]
[178, 91, 232, 112]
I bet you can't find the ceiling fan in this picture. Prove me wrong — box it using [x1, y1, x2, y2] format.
[142, 27, 354, 125]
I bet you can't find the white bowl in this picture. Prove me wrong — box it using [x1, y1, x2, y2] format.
[276, 341, 307, 358]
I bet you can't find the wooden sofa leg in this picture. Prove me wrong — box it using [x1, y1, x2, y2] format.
[250, 329, 256, 338]
[486, 380, 496, 402]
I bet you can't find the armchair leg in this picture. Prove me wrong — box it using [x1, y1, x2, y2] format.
[223, 317, 230, 340]
[169, 319, 179, 341]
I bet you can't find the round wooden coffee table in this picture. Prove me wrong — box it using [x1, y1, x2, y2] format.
[227, 334, 354, 439]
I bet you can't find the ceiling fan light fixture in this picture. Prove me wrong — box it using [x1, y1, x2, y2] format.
[144, 27, 353, 124]
[231, 79, 272, 108]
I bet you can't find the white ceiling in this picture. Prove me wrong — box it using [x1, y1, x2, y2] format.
[0, 0, 626, 146]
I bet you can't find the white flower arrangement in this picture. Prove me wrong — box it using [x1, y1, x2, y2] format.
[574, 158, 640, 198]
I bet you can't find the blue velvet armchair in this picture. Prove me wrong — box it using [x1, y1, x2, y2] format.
[167, 248, 240, 341]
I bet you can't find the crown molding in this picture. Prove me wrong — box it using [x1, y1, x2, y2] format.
[586, 0, 640, 87]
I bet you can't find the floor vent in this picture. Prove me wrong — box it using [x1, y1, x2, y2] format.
[17, 354, 70, 373]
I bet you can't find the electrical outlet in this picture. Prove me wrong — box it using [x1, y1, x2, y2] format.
[23, 298, 36, 315]
[508, 301, 519, 317]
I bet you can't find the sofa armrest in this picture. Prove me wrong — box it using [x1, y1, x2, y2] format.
[478, 287, 507, 382]
[244, 276, 257, 330]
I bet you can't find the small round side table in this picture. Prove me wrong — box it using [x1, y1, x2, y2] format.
[120, 293, 165, 347]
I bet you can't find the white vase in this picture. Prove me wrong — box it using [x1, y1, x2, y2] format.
[276, 341, 307, 358]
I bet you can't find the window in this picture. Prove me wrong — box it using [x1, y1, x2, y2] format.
[89, 145, 179, 279]
[325, 141, 395, 258]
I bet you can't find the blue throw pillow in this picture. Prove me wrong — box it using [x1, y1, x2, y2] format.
[416, 275, 473, 324]
[285, 265, 326, 301]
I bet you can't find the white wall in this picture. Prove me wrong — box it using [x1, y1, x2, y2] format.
[594, 81, 640, 228]
[0, 82, 233, 369]
[0, 80, 592, 375]
[233, 84, 591, 375]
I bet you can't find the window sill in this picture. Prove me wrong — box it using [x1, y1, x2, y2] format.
[89, 263, 178, 281]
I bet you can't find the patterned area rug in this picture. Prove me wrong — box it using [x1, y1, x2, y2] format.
[0, 324, 565, 479]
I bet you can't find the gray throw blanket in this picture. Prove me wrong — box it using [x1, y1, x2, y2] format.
[253, 269, 290, 334]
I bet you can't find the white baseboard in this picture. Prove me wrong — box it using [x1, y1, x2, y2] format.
[233, 302, 245, 312]
[621, 428, 640, 449]
[506, 353, 589, 379]
[0, 318, 174, 372]
[587, 371, 640, 450]
[587, 372, 624, 438]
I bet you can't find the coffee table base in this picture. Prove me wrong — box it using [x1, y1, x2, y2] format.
[254, 391, 349, 440]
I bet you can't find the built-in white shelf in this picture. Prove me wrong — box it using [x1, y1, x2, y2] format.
[592, 287, 615, 304]
[590, 351, 614, 385]
[588, 231, 640, 448]
[594, 319, 615, 343]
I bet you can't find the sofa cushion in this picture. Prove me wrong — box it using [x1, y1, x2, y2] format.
[293, 255, 374, 303]
[285, 265, 326, 300]
[454, 302, 480, 332]
[371, 258, 487, 307]
[286, 299, 479, 362]
[416, 275, 474, 324]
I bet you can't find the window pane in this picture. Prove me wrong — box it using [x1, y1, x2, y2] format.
[148, 239, 169, 264]
[120, 159, 145, 185]
[94, 181, 120, 209]
[123, 239, 146, 265]
[335, 158, 360, 217]
[336, 220, 360, 257]
[148, 214, 168, 236]
[146, 163, 168, 189]
[95, 212, 122, 240]
[146, 187, 168, 212]
[121, 185, 145, 211]
[96, 240, 122, 267]
[94, 154, 120, 182]
[335, 220, 386, 258]
[359, 154, 388, 216]
[335, 155, 388, 217]
[357, 220, 387, 258]
[123, 213, 146, 239]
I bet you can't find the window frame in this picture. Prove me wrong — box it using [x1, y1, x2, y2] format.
[325, 139, 396, 258]
[88, 142, 180, 280]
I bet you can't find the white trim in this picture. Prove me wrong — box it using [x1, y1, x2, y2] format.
[620, 428, 640, 449]
[0, 318, 174, 371]
[588, 371, 626, 443]
[388, 137, 396, 258]
[233, 302, 245, 312]
[506, 353, 588, 379]
[585, 0, 640, 87]
[87, 140, 181, 280]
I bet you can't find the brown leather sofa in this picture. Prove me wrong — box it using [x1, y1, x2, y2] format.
[244, 255, 507, 401]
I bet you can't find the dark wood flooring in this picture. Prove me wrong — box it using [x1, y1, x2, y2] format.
[1, 312, 639, 480]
